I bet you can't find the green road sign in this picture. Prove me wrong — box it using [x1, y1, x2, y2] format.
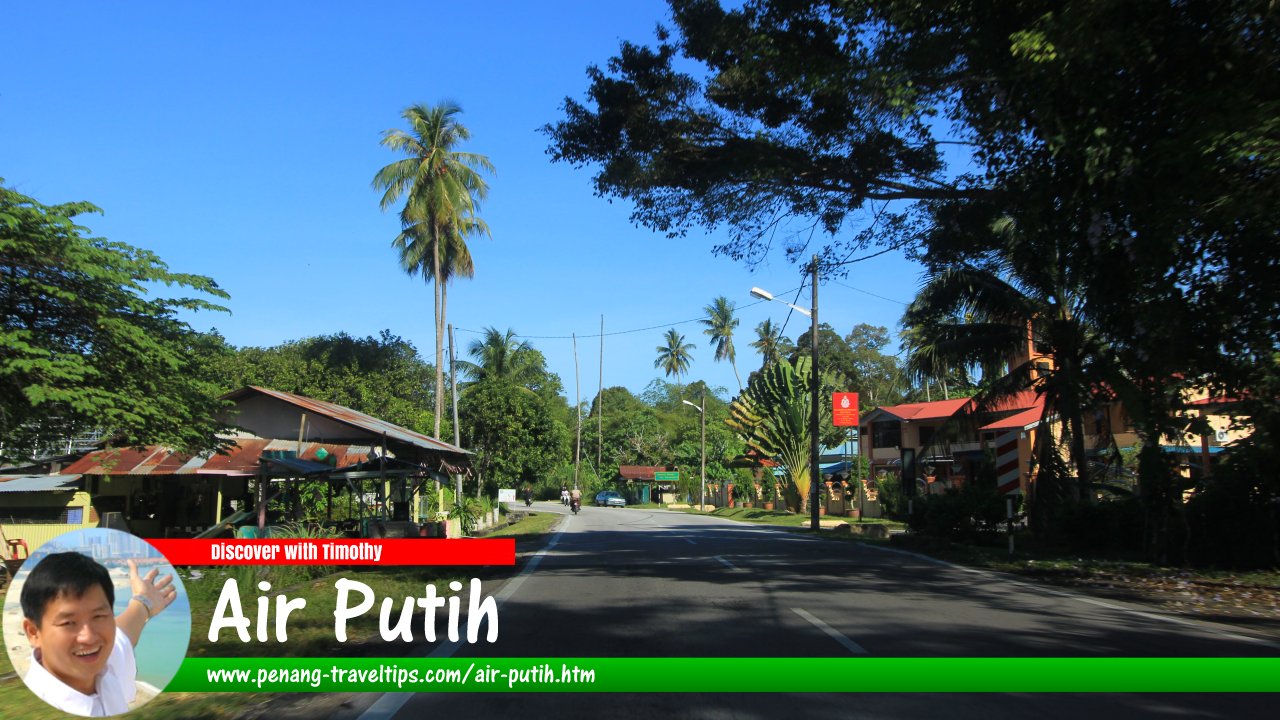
[653, 471, 679, 482]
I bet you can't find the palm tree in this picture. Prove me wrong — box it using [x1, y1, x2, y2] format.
[653, 329, 695, 393]
[373, 102, 494, 437]
[727, 356, 839, 513]
[457, 327, 541, 388]
[902, 222, 1110, 513]
[750, 319, 793, 367]
[701, 296, 743, 390]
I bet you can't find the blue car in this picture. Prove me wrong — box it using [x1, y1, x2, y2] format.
[594, 490, 626, 508]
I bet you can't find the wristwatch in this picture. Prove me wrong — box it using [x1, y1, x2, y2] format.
[131, 595, 155, 619]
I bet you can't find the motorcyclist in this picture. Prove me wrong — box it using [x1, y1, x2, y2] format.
[560, 486, 570, 505]
[569, 486, 581, 513]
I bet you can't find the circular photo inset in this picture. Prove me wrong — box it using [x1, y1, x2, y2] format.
[2, 528, 191, 717]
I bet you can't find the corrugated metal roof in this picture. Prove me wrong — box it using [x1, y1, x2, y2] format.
[61, 439, 373, 477]
[616, 465, 667, 480]
[0, 474, 82, 492]
[980, 403, 1046, 431]
[224, 386, 471, 456]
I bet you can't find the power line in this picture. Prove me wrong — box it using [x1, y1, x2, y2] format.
[455, 288, 802, 341]
[829, 279, 908, 306]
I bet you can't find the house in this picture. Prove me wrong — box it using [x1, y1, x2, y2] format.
[0, 474, 95, 569]
[615, 465, 673, 504]
[858, 386, 1250, 501]
[57, 386, 471, 538]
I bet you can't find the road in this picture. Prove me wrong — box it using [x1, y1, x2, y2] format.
[333, 503, 1279, 719]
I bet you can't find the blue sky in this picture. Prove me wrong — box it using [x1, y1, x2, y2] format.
[4, 1, 922, 402]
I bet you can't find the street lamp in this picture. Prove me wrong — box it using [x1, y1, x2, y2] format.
[750, 255, 822, 532]
[682, 396, 706, 512]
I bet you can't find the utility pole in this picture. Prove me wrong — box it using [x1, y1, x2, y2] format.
[809, 254, 821, 532]
[699, 393, 706, 512]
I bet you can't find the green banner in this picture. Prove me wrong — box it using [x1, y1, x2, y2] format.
[170, 658, 1280, 693]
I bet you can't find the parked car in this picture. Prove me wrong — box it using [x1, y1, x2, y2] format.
[594, 490, 626, 508]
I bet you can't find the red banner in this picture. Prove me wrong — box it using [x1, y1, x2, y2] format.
[833, 392, 860, 427]
[148, 538, 514, 566]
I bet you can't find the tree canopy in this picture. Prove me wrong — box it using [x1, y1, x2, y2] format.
[546, 0, 1278, 397]
[0, 183, 230, 464]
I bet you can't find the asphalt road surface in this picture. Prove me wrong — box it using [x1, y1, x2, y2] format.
[332, 503, 1280, 719]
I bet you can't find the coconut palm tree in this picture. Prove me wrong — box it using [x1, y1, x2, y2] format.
[902, 221, 1112, 511]
[373, 102, 494, 437]
[654, 329, 695, 393]
[750, 318, 793, 367]
[701, 296, 743, 390]
[457, 327, 542, 388]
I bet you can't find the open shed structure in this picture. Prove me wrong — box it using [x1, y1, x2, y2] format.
[59, 386, 471, 538]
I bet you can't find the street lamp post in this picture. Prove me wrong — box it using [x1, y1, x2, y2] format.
[682, 396, 706, 511]
[750, 253, 822, 532]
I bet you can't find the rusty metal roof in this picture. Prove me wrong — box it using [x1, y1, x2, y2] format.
[61, 439, 374, 477]
[223, 386, 470, 457]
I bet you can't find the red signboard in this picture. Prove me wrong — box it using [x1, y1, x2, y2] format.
[833, 392, 859, 427]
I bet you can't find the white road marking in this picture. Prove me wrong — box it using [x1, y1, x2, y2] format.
[793, 607, 868, 654]
[358, 517, 572, 720]
[715, 555, 737, 570]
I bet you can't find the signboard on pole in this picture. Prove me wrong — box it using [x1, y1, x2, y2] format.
[653, 471, 680, 483]
[833, 392, 860, 427]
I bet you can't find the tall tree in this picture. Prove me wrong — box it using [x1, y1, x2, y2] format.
[902, 223, 1113, 514]
[459, 378, 572, 496]
[206, 330, 436, 434]
[700, 296, 743, 390]
[0, 183, 231, 464]
[545, 0, 1278, 470]
[844, 324, 905, 408]
[374, 102, 493, 438]
[750, 318, 792, 367]
[458, 327, 542, 388]
[653, 328, 695, 393]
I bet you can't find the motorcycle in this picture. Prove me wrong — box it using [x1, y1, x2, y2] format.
[570, 498, 581, 515]
[524, 494, 533, 507]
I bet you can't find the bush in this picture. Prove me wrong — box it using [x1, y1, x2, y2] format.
[907, 485, 1006, 542]
[1049, 499, 1144, 556]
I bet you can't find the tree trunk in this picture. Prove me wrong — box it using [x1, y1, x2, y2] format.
[731, 357, 743, 392]
[432, 231, 445, 439]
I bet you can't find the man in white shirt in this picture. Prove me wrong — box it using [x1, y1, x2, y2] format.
[20, 551, 177, 717]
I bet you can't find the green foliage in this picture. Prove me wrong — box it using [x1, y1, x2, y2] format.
[750, 319, 793, 368]
[547, 1, 1280, 561]
[653, 328, 695, 389]
[793, 322, 861, 391]
[374, 102, 494, 437]
[207, 330, 436, 435]
[0, 182, 231, 464]
[700, 296, 743, 389]
[459, 379, 572, 494]
[843, 324, 905, 409]
[874, 470, 905, 519]
[906, 486, 1007, 543]
[449, 496, 483, 536]
[727, 357, 842, 512]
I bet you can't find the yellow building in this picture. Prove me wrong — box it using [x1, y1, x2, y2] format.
[0, 474, 96, 566]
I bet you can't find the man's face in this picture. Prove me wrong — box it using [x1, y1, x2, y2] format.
[22, 584, 116, 695]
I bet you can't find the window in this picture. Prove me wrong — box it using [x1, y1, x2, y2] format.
[918, 426, 936, 449]
[0, 506, 80, 524]
[872, 421, 901, 449]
